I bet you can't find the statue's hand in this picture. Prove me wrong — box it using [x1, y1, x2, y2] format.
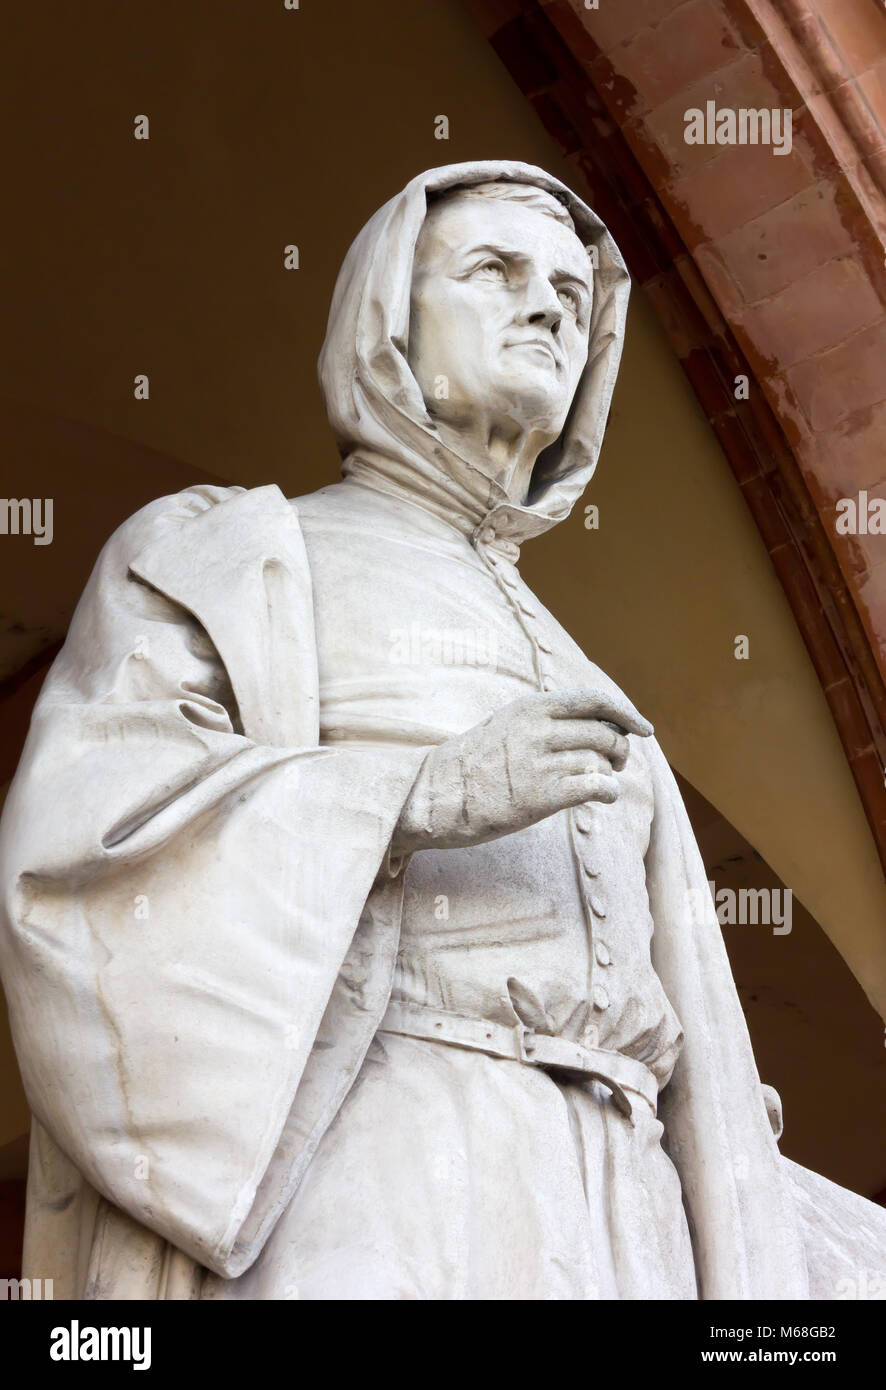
[392, 688, 653, 853]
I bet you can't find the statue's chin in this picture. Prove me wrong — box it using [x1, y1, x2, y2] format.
[488, 372, 570, 434]
[425, 376, 567, 452]
[498, 399, 567, 446]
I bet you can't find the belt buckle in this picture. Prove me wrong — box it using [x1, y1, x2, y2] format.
[520, 1024, 639, 1124]
[515, 1020, 538, 1065]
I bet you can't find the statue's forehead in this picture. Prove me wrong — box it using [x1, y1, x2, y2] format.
[417, 195, 590, 276]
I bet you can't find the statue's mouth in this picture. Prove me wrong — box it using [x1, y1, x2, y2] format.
[505, 337, 559, 368]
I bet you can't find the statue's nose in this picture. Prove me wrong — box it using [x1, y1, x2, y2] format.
[517, 275, 563, 335]
[528, 308, 561, 336]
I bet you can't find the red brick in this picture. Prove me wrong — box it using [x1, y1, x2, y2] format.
[767, 539, 832, 644]
[761, 372, 816, 448]
[819, 522, 884, 590]
[719, 0, 769, 55]
[743, 378, 798, 463]
[538, 0, 604, 70]
[856, 59, 886, 138]
[741, 258, 882, 368]
[755, 33, 808, 107]
[666, 137, 814, 244]
[826, 74, 886, 160]
[602, 128, 663, 205]
[642, 48, 801, 178]
[785, 8, 847, 95]
[614, 0, 746, 111]
[786, 319, 886, 430]
[817, 497, 879, 567]
[869, 478, 886, 506]
[709, 183, 857, 302]
[741, 473, 794, 551]
[797, 465, 835, 515]
[857, 562, 886, 668]
[673, 251, 729, 334]
[799, 400, 886, 496]
[621, 113, 674, 185]
[787, 600, 854, 693]
[681, 345, 736, 415]
[641, 270, 713, 355]
[718, 328, 758, 388]
[863, 146, 886, 199]
[848, 749, 886, 846]
[553, 0, 690, 57]
[644, 193, 691, 258]
[693, 241, 746, 318]
[825, 676, 880, 758]
[819, 501, 874, 579]
[805, 100, 873, 198]
[712, 411, 763, 484]
[788, 104, 845, 183]
[813, 0, 886, 77]
[589, 52, 645, 122]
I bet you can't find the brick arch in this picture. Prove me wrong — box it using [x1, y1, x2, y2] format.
[461, 0, 886, 873]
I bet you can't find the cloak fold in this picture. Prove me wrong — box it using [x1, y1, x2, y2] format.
[1, 482, 425, 1288]
[645, 739, 808, 1298]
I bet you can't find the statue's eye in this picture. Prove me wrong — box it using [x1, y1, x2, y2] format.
[475, 258, 508, 281]
[557, 285, 580, 313]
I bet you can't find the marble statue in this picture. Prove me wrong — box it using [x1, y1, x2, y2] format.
[1, 161, 884, 1300]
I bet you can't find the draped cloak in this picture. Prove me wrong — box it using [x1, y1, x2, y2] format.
[1, 161, 884, 1299]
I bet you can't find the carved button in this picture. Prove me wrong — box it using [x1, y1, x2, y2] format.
[582, 862, 599, 879]
[592, 984, 609, 1011]
[518, 600, 536, 618]
[589, 896, 607, 918]
[537, 637, 553, 654]
[594, 940, 611, 967]
[573, 809, 593, 834]
[500, 571, 518, 590]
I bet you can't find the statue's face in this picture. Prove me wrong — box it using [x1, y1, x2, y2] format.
[408, 194, 593, 445]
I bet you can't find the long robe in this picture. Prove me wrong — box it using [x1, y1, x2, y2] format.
[3, 159, 884, 1297]
[3, 479, 886, 1298]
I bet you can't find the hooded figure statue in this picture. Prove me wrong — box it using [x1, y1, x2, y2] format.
[1, 161, 883, 1301]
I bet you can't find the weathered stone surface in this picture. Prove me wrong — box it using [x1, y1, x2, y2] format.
[1, 161, 882, 1300]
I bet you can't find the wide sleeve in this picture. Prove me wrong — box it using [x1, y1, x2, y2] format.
[0, 484, 425, 1278]
[643, 736, 810, 1299]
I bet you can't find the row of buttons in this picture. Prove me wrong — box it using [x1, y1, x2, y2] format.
[584, 844, 612, 1012]
[485, 551, 556, 689]
[477, 535, 614, 1013]
[572, 781, 612, 1010]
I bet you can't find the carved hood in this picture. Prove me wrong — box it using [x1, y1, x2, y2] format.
[318, 160, 631, 551]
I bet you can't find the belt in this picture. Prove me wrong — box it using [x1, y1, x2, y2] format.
[378, 998, 658, 1122]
